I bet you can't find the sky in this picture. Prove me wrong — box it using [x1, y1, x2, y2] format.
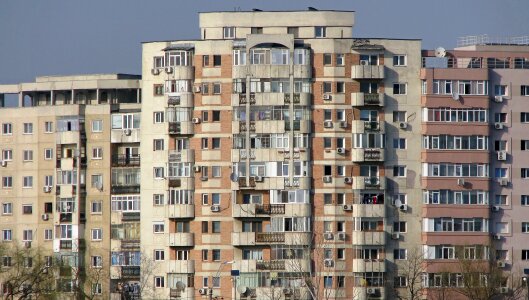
[0, 0, 528, 84]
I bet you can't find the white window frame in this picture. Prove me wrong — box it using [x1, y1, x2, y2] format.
[44, 148, 53, 160]
[153, 112, 164, 124]
[22, 176, 33, 188]
[91, 228, 102, 241]
[223, 26, 235, 39]
[91, 201, 102, 214]
[44, 121, 53, 133]
[153, 222, 165, 233]
[92, 147, 103, 160]
[2, 203, 12, 215]
[315, 26, 326, 38]
[393, 55, 407, 66]
[91, 120, 103, 132]
[23, 123, 33, 134]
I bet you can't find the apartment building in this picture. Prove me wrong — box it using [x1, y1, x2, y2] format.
[0, 74, 141, 298]
[141, 9, 422, 300]
[420, 40, 529, 298]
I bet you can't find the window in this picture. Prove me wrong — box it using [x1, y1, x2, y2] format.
[212, 110, 221, 122]
[212, 166, 221, 178]
[495, 168, 507, 178]
[494, 85, 507, 96]
[202, 55, 210, 67]
[212, 193, 221, 205]
[336, 137, 345, 148]
[324, 276, 333, 288]
[202, 249, 208, 261]
[91, 256, 102, 268]
[494, 195, 507, 206]
[287, 26, 299, 37]
[2, 203, 12, 215]
[2, 177, 13, 188]
[323, 82, 332, 93]
[153, 194, 165, 206]
[153, 112, 164, 123]
[213, 55, 221, 67]
[336, 82, 345, 93]
[315, 26, 326, 38]
[22, 205, 33, 214]
[223, 27, 235, 39]
[22, 176, 33, 188]
[44, 202, 52, 213]
[323, 137, 332, 148]
[495, 113, 507, 123]
[393, 55, 407, 66]
[337, 165, 346, 177]
[522, 85, 529, 96]
[212, 138, 221, 149]
[153, 223, 165, 233]
[92, 283, 102, 295]
[23, 150, 33, 161]
[522, 113, 529, 123]
[44, 148, 53, 160]
[23, 123, 33, 134]
[495, 140, 507, 151]
[523, 168, 529, 179]
[44, 229, 53, 240]
[323, 110, 332, 121]
[213, 83, 221, 94]
[522, 140, 529, 151]
[154, 167, 165, 179]
[154, 276, 165, 288]
[154, 250, 165, 261]
[394, 249, 407, 260]
[393, 138, 406, 149]
[91, 174, 103, 189]
[202, 194, 209, 205]
[324, 194, 332, 205]
[212, 221, 221, 233]
[153, 139, 164, 151]
[522, 222, 529, 233]
[89, 201, 102, 214]
[337, 248, 345, 260]
[22, 230, 33, 241]
[212, 249, 221, 261]
[393, 83, 407, 95]
[201, 138, 208, 149]
[92, 147, 102, 159]
[2, 123, 12, 135]
[154, 84, 164, 95]
[393, 165, 406, 177]
[2, 230, 12, 241]
[496, 222, 509, 234]
[202, 111, 209, 122]
[393, 111, 406, 122]
[336, 54, 345, 66]
[44, 121, 53, 133]
[522, 250, 529, 260]
[2, 149, 12, 161]
[323, 53, 332, 65]
[91, 229, 102, 240]
[393, 222, 407, 233]
[91, 120, 102, 132]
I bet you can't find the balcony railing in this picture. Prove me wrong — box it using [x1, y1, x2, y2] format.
[238, 177, 256, 188]
[121, 266, 140, 278]
[239, 93, 256, 105]
[364, 121, 380, 131]
[111, 185, 140, 194]
[121, 239, 141, 249]
[256, 232, 285, 243]
[112, 155, 140, 167]
[364, 149, 382, 160]
[284, 93, 301, 104]
[364, 177, 381, 187]
[239, 121, 256, 132]
[256, 260, 286, 270]
[255, 204, 286, 215]
[364, 93, 381, 105]
[60, 240, 72, 249]
[168, 96, 180, 106]
[285, 120, 301, 131]
[168, 122, 180, 134]
[122, 212, 140, 221]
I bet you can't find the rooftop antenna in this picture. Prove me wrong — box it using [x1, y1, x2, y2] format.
[308, 7, 318, 11]
[434, 47, 446, 58]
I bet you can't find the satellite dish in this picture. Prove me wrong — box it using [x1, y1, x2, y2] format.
[435, 47, 446, 58]
[230, 173, 239, 182]
[452, 91, 460, 101]
[237, 285, 248, 294]
[96, 182, 103, 191]
[394, 199, 402, 207]
[175, 281, 186, 291]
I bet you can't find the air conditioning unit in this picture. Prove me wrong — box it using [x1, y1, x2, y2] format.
[494, 234, 502, 240]
[194, 165, 201, 172]
[499, 179, 509, 186]
[360, 60, 369, 65]
[399, 122, 408, 129]
[323, 121, 333, 128]
[457, 178, 465, 186]
[324, 259, 334, 268]
[497, 151, 507, 161]
[1, 160, 6, 167]
[367, 288, 378, 295]
[452, 92, 460, 101]
[199, 288, 208, 295]
[322, 176, 332, 183]
[41, 214, 49, 221]
[343, 204, 352, 211]
[337, 232, 346, 241]
[492, 206, 501, 212]
[211, 205, 221, 212]
[336, 148, 346, 155]
[124, 129, 132, 136]
[165, 67, 173, 74]
[494, 123, 504, 130]
[399, 204, 408, 212]
[43, 186, 52, 193]
[24, 241, 31, 249]
[391, 233, 400, 240]
[344, 177, 352, 184]
[151, 68, 160, 75]
[324, 232, 334, 240]
[192, 118, 201, 124]
[282, 288, 292, 295]
[323, 94, 332, 101]
[254, 176, 264, 182]
[339, 121, 347, 128]
[497, 261, 506, 268]
[494, 96, 504, 103]
[194, 86, 201, 93]
[500, 287, 509, 294]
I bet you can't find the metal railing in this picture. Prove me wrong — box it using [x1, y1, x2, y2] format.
[256, 232, 285, 243]
[112, 155, 140, 167]
[255, 204, 286, 215]
[256, 260, 286, 270]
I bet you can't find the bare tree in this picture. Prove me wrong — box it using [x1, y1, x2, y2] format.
[391, 247, 426, 300]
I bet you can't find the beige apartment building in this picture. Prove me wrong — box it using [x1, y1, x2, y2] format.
[140, 9, 422, 300]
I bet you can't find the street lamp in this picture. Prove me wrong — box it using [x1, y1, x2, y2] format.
[209, 261, 234, 300]
[523, 276, 529, 300]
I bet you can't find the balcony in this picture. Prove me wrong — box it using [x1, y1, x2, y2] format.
[351, 92, 384, 107]
[351, 148, 385, 162]
[168, 121, 193, 135]
[121, 266, 140, 279]
[256, 232, 285, 243]
[167, 92, 193, 107]
[112, 155, 140, 167]
[352, 204, 386, 218]
[168, 149, 194, 163]
[121, 212, 140, 221]
[256, 260, 286, 271]
[351, 65, 385, 79]
[167, 204, 195, 219]
[165, 66, 194, 80]
[167, 260, 195, 273]
[168, 233, 194, 247]
[120, 239, 140, 249]
[111, 185, 140, 194]
[351, 231, 386, 245]
[232, 203, 285, 218]
[238, 93, 256, 105]
[59, 240, 73, 250]
[110, 129, 140, 143]
[352, 176, 386, 190]
[284, 120, 311, 133]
